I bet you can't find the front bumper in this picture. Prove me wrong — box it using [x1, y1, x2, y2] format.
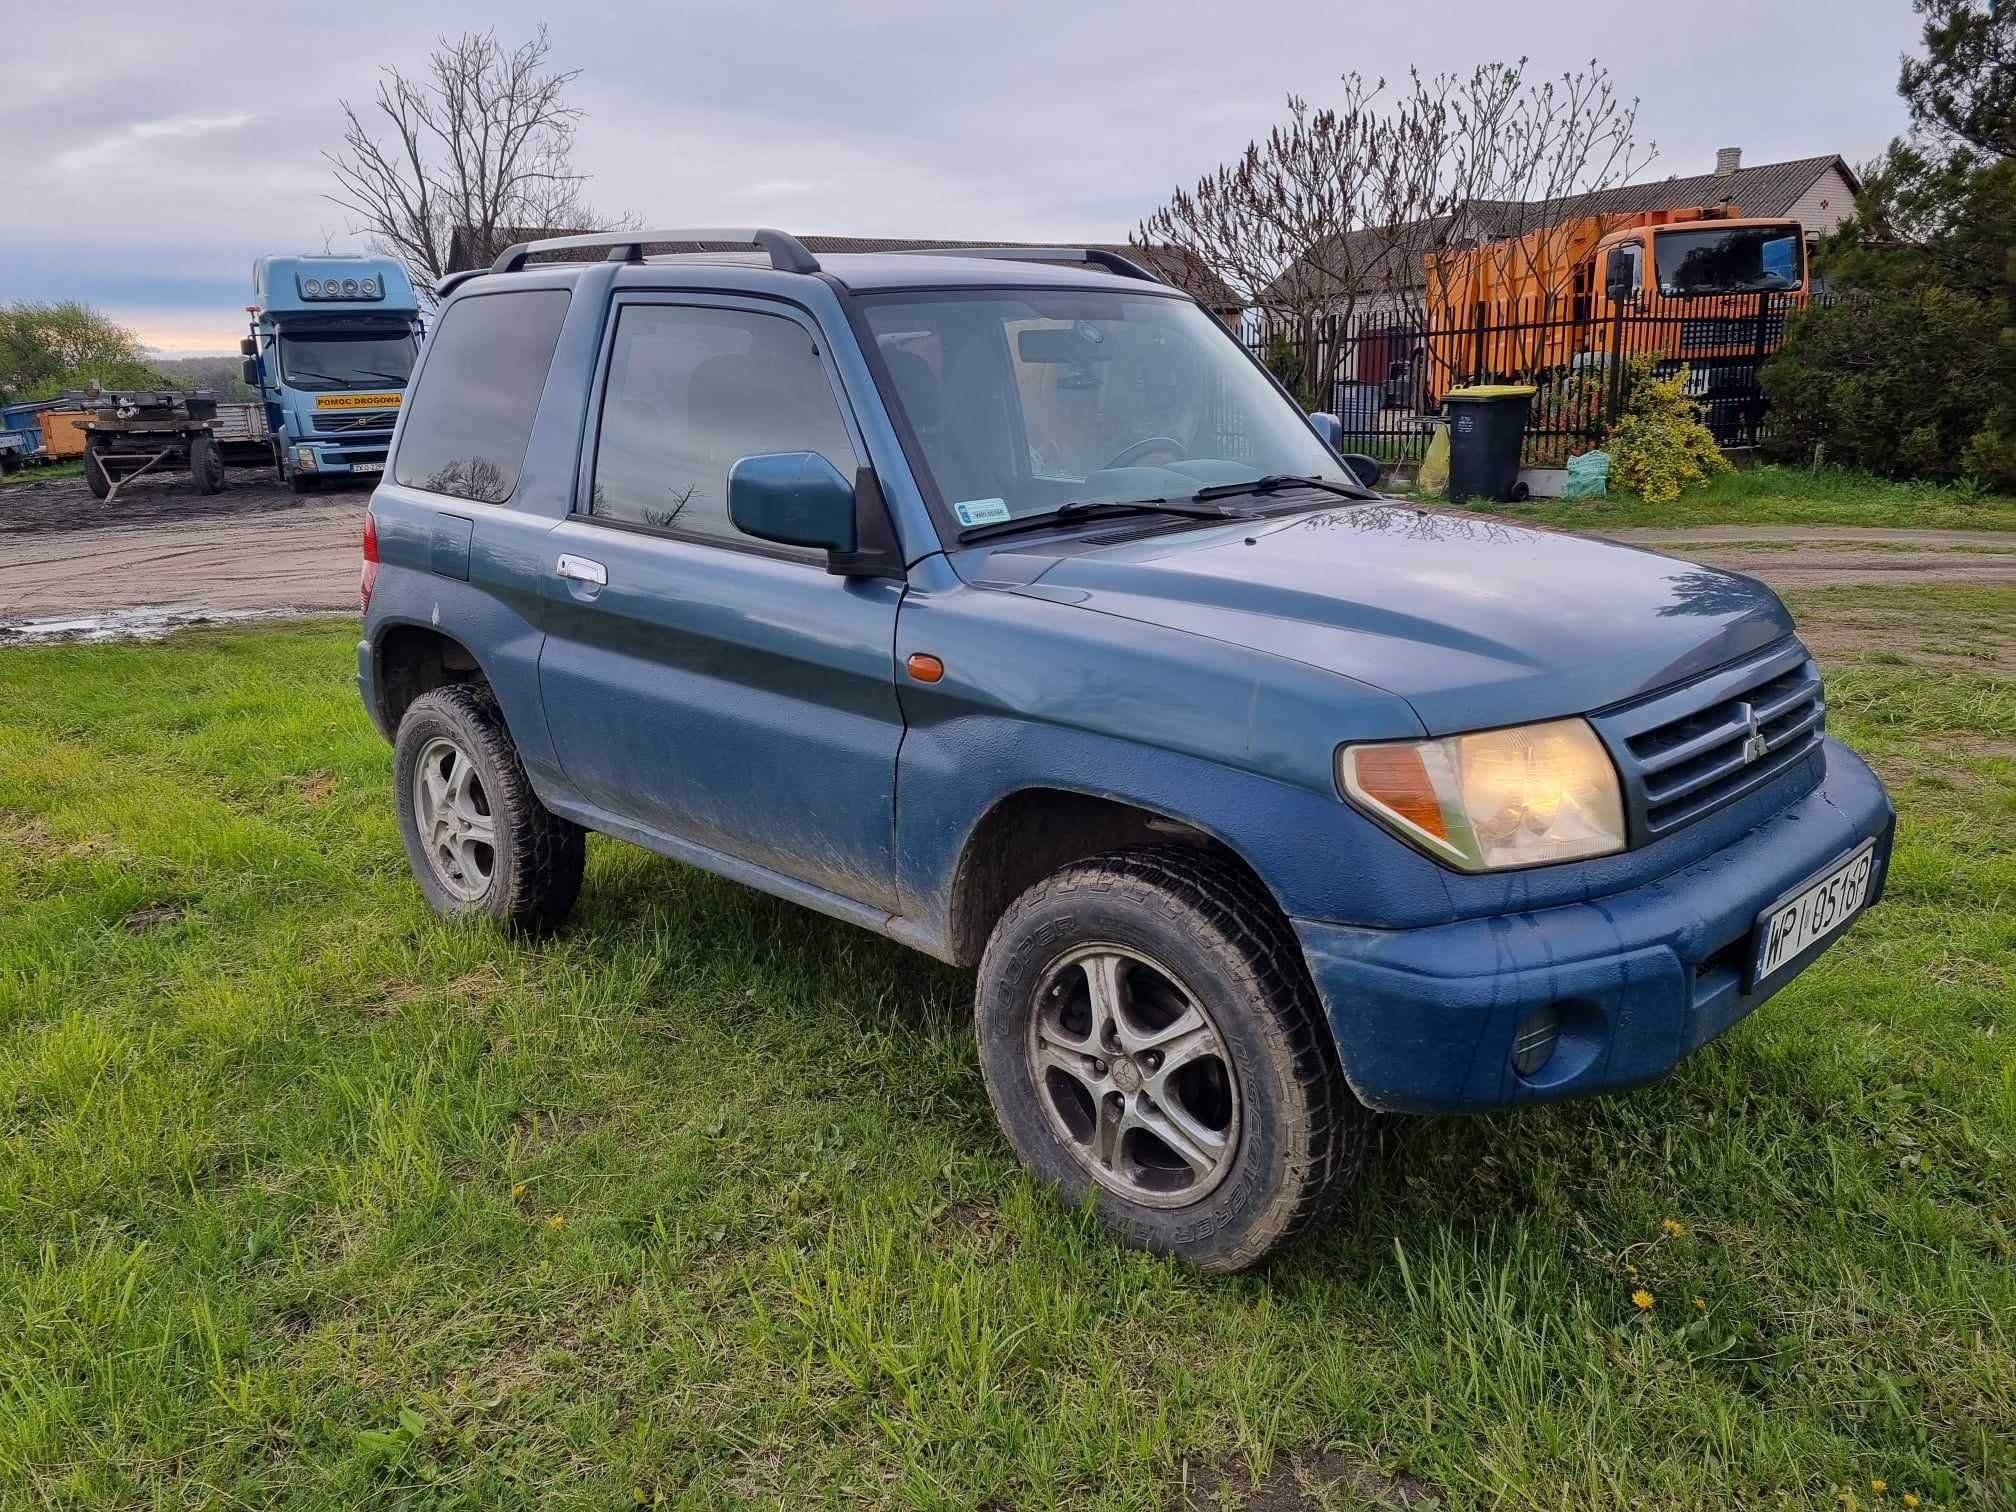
[296, 436, 391, 477]
[1296, 736, 1895, 1113]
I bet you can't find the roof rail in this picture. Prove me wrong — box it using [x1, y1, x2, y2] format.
[906, 247, 1167, 285]
[487, 227, 821, 277]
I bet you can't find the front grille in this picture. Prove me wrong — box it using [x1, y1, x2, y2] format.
[316, 412, 395, 434]
[1592, 642, 1825, 841]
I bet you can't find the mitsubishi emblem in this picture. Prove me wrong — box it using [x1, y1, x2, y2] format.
[1738, 703, 1768, 764]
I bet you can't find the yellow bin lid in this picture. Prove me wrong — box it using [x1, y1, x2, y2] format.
[1445, 384, 1538, 399]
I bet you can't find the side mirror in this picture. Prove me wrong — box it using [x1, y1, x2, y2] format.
[239, 337, 257, 357]
[728, 451, 857, 555]
[1604, 248, 1636, 302]
[240, 358, 259, 387]
[1306, 412, 1344, 450]
[1338, 452, 1383, 489]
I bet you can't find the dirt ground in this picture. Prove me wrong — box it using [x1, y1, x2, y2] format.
[1, 467, 366, 638]
[2, 469, 2012, 641]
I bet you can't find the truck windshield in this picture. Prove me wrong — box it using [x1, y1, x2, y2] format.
[1654, 224, 1804, 296]
[860, 290, 1348, 531]
[279, 331, 418, 390]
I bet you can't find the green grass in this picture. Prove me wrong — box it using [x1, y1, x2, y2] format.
[1, 597, 2011, 1508]
[0, 460, 82, 486]
[1482, 465, 2016, 533]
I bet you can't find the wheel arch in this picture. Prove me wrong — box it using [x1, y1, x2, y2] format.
[942, 785, 1291, 969]
[370, 620, 491, 736]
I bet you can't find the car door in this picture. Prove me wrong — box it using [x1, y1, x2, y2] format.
[536, 294, 906, 912]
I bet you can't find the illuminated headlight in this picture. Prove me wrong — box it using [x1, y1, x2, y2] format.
[303, 279, 322, 297]
[295, 447, 318, 470]
[1338, 718, 1626, 871]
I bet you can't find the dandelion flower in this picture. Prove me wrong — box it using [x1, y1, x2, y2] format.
[546, 1214, 565, 1229]
[1903, 1494, 1919, 1507]
[1871, 1482, 1886, 1496]
[1693, 1297, 1707, 1311]
[1632, 1288, 1654, 1310]
[511, 1183, 527, 1199]
[1661, 1218, 1686, 1237]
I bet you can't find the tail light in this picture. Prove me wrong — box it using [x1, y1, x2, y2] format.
[360, 510, 380, 612]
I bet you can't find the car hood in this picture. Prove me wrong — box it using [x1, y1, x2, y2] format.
[983, 503, 1795, 735]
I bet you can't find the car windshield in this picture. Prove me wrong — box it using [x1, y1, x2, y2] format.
[860, 290, 1349, 530]
[279, 330, 418, 390]
[1654, 224, 1804, 296]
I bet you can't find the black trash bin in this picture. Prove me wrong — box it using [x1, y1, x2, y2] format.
[1444, 385, 1535, 503]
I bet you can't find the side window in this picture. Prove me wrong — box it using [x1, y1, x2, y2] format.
[589, 305, 859, 547]
[393, 289, 570, 504]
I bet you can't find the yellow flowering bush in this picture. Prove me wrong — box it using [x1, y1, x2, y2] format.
[1608, 357, 1730, 505]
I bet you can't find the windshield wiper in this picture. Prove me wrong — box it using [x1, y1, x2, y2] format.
[961, 497, 1253, 542]
[352, 370, 410, 384]
[284, 369, 348, 388]
[1190, 473, 1370, 504]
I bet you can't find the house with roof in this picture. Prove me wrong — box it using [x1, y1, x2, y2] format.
[1258, 149, 1861, 323]
[441, 227, 1245, 321]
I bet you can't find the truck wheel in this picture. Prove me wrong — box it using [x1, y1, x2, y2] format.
[84, 440, 113, 500]
[393, 685, 585, 933]
[0, 451, 18, 476]
[188, 434, 224, 494]
[290, 471, 319, 495]
[975, 846, 1364, 1272]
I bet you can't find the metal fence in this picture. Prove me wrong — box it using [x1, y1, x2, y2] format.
[1245, 292, 1838, 469]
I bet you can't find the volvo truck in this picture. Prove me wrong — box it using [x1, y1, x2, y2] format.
[243, 255, 423, 493]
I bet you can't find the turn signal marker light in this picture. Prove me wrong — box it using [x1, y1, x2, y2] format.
[1345, 744, 1448, 841]
[906, 653, 945, 683]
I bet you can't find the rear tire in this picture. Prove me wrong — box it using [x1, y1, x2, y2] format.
[392, 685, 585, 933]
[188, 433, 224, 494]
[84, 439, 113, 500]
[975, 846, 1364, 1272]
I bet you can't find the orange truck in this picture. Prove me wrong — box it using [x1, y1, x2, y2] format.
[1418, 205, 1810, 437]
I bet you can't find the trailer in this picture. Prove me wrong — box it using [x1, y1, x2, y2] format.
[210, 400, 272, 464]
[74, 389, 225, 501]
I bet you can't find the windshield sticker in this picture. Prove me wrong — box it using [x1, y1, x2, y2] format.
[954, 497, 1011, 527]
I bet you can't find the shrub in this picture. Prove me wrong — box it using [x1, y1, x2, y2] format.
[1607, 359, 1728, 504]
[1763, 285, 2014, 488]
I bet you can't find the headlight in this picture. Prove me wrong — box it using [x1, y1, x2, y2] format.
[1338, 717, 1626, 871]
[303, 279, 321, 297]
[360, 278, 379, 297]
[342, 278, 360, 296]
[295, 446, 318, 470]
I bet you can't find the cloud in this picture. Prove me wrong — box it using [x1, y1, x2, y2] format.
[58, 112, 256, 169]
[1, 0, 1922, 355]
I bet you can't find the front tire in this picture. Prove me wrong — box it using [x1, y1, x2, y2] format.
[188, 433, 224, 494]
[392, 685, 585, 932]
[975, 847, 1364, 1272]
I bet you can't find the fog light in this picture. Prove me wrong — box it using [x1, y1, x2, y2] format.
[295, 447, 318, 470]
[1511, 1003, 1561, 1077]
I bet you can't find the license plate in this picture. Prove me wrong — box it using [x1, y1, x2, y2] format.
[351, 462, 384, 474]
[1751, 841, 1875, 986]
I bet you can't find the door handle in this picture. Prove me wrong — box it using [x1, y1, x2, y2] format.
[556, 553, 607, 587]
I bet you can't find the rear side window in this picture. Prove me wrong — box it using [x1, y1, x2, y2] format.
[394, 289, 570, 503]
[589, 305, 859, 546]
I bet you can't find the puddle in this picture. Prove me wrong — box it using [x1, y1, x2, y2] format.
[0, 603, 318, 645]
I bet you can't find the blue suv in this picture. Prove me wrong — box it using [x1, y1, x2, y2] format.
[357, 229, 1895, 1270]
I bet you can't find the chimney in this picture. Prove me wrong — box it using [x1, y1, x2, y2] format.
[1715, 146, 1742, 177]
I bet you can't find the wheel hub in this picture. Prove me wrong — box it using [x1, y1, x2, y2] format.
[1026, 944, 1240, 1208]
[411, 736, 497, 902]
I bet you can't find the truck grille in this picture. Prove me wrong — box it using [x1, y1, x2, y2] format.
[1592, 642, 1825, 841]
[317, 412, 395, 434]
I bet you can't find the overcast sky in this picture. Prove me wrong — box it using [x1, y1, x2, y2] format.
[5, 0, 1920, 355]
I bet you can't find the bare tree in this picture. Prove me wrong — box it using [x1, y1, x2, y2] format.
[326, 28, 634, 301]
[1137, 59, 1652, 399]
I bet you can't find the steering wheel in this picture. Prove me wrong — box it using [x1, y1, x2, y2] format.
[1102, 436, 1186, 470]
